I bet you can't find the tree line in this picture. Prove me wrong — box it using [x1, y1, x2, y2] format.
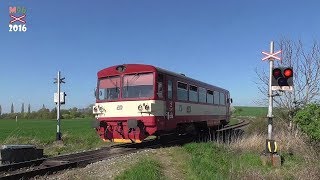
[0, 103, 94, 119]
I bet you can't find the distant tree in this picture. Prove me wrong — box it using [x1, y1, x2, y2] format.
[0, 104, 94, 120]
[11, 103, 14, 114]
[21, 103, 25, 113]
[50, 108, 57, 119]
[69, 107, 81, 118]
[37, 105, 50, 119]
[42, 104, 46, 110]
[84, 104, 95, 118]
[28, 104, 31, 113]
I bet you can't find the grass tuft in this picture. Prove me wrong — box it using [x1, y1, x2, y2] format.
[179, 133, 320, 180]
[182, 142, 264, 180]
[115, 158, 163, 180]
[228, 120, 320, 180]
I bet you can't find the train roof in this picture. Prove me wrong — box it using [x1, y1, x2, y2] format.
[98, 64, 156, 77]
[98, 64, 229, 93]
[156, 67, 228, 93]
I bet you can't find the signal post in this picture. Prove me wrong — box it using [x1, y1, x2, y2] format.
[261, 41, 282, 167]
[54, 71, 66, 141]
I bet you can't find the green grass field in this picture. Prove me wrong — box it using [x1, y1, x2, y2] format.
[0, 119, 106, 155]
[233, 106, 267, 117]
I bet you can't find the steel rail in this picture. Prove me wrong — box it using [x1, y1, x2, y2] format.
[0, 137, 189, 180]
[216, 120, 250, 132]
[0, 139, 156, 173]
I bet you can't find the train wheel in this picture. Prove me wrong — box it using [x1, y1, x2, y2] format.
[207, 127, 216, 141]
[194, 122, 210, 142]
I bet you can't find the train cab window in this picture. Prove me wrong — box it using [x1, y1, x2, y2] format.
[157, 74, 163, 99]
[207, 90, 214, 104]
[189, 85, 198, 102]
[214, 91, 220, 105]
[98, 76, 120, 100]
[122, 73, 154, 99]
[168, 80, 173, 100]
[199, 87, 206, 103]
[177, 82, 188, 101]
[220, 92, 226, 105]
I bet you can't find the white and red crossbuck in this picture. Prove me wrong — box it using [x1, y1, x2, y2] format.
[10, 14, 26, 24]
[262, 50, 281, 61]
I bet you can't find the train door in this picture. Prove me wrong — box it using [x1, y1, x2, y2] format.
[165, 77, 175, 127]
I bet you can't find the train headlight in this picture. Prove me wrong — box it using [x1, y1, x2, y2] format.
[138, 105, 143, 111]
[144, 104, 150, 111]
[93, 106, 98, 113]
[93, 105, 103, 114]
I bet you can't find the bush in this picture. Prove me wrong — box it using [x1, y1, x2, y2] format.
[294, 103, 320, 141]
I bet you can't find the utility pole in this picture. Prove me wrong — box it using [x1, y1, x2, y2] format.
[54, 71, 65, 141]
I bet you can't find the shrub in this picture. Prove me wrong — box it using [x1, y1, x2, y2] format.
[294, 103, 320, 141]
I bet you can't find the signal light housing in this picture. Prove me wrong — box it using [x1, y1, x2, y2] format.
[271, 67, 293, 91]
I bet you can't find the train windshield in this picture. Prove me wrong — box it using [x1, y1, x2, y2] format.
[122, 73, 154, 99]
[98, 76, 120, 100]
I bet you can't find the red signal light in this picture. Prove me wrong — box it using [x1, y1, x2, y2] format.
[272, 67, 293, 90]
[283, 68, 293, 78]
[273, 68, 281, 77]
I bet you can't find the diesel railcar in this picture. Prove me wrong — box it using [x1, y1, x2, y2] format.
[93, 64, 232, 143]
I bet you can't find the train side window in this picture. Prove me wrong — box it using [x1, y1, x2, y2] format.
[189, 85, 198, 102]
[214, 91, 220, 105]
[199, 87, 206, 103]
[157, 74, 163, 99]
[220, 92, 226, 105]
[207, 90, 213, 104]
[168, 80, 173, 100]
[177, 82, 188, 101]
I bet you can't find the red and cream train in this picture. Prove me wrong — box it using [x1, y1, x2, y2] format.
[93, 64, 232, 143]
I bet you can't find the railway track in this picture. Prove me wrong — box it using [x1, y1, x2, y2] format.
[0, 120, 249, 180]
[217, 119, 250, 132]
[0, 136, 191, 180]
[212, 119, 250, 143]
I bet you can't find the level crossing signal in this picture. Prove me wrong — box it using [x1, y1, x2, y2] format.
[271, 67, 293, 91]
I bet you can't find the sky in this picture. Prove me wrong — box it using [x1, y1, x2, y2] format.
[0, 0, 320, 113]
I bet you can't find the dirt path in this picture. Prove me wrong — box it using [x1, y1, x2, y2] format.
[153, 147, 189, 180]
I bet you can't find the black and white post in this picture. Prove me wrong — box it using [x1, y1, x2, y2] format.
[54, 71, 65, 141]
[262, 41, 280, 140]
[267, 41, 274, 140]
[261, 41, 282, 165]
